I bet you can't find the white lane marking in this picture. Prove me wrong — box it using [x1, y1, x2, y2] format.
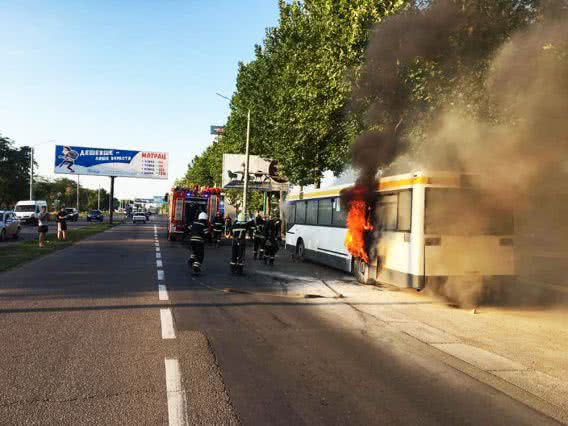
[155, 242, 160, 247]
[156, 247, 161, 252]
[157, 259, 163, 268]
[154, 225, 158, 232]
[159, 284, 169, 300]
[156, 252, 162, 259]
[160, 308, 176, 339]
[165, 358, 188, 426]
[158, 269, 165, 281]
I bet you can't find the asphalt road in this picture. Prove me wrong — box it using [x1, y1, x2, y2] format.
[0, 218, 562, 425]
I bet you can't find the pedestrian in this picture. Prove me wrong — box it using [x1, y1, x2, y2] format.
[230, 213, 249, 274]
[188, 211, 209, 274]
[37, 206, 49, 248]
[56, 206, 68, 241]
[253, 213, 265, 260]
[263, 213, 280, 265]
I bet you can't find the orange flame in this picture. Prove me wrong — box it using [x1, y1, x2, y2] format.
[344, 200, 373, 263]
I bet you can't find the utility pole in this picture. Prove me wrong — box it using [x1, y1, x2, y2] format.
[29, 147, 33, 200]
[242, 109, 251, 217]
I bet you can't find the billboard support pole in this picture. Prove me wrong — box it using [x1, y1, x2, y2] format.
[29, 147, 34, 200]
[109, 176, 115, 224]
[242, 109, 251, 216]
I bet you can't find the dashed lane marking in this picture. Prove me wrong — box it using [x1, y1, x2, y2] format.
[157, 259, 163, 268]
[159, 284, 169, 301]
[160, 308, 176, 339]
[156, 252, 162, 259]
[158, 269, 165, 281]
[156, 247, 161, 252]
[165, 358, 188, 426]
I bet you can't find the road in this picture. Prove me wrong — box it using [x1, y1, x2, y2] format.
[0, 218, 562, 425]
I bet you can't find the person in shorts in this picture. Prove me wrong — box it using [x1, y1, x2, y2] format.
[56, 206, 68, 241]
[37, 206, 49, 248]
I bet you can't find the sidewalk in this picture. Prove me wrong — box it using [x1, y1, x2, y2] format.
[257, 269, 568, 423]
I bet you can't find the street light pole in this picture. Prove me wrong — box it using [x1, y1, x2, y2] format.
[242, 109, 251, 217]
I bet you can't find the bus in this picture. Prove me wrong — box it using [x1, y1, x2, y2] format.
[285, 171, 515, 289]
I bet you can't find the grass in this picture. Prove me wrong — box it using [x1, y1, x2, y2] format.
[0, 222, 118, 272]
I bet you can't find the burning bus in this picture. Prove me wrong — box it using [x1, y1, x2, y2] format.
[166, 186, 221, 241]
[285, 171, 515, 291]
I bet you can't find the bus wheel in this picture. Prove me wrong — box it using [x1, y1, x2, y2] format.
[353, 257, 372, 284]
[296, 239, 305, 262]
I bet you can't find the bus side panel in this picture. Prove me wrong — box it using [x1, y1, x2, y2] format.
[424, 235, 514, 277]
[375, 232, 422, 288]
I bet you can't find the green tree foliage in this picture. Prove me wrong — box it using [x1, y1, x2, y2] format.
[0, 135, 32, 208]
[182, 0, 407, 188]
[33, 177, 113, 211]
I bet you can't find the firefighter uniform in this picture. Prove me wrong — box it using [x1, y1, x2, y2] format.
[230, 216, 249, 270]
[263, 216, 280, 265]
[212, 213, 224, 245]
[253, 215, 265, 260]
[189, 212, 209, 272]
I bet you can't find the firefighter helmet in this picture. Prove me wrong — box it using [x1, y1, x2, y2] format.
[198, 212, 208, 221]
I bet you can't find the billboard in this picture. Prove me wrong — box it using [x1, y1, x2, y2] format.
[222, 154, 288, 192]
[54, 145, 168, 179]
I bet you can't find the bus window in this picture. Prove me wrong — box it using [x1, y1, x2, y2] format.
[287, 203, 296, 230]
[377, 194, 398, 231]
[306, 200, 318, 225]
[296, 201, 307, 224]
[398, 190, 412, 232]
[425, 188, 513, 235]
[332, 198, 347, 227]
[318, 198, 332, 225]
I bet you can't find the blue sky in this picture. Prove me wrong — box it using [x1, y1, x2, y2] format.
[0, 0, 279, 199]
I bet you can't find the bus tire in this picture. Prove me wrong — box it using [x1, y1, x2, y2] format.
[296, 239, 305, 262]
[353, 257, 372, 285]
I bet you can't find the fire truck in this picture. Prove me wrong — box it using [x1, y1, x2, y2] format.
[166, 186, 222, 241]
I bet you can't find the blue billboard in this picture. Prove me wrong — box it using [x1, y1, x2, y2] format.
[54, 145, 168, 179]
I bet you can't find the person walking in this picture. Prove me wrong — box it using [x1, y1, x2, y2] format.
[56, 206, 68, 241]
[188, 211, 209, 274]
[212, 212, 225, 247]
[230, 213, 249, 274]
[253, 214, 265, 260]
[263, 213, 280, 265]
[37, 206, 49, 248]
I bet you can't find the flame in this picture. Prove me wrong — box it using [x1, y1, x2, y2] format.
[344, 200, 373, 263]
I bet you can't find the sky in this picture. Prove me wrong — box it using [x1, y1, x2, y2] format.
[0, 0, 279, 199]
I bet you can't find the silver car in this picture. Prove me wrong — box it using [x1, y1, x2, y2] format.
[0, 211, 21, 241]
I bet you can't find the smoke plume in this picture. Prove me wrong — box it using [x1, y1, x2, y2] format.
[351, 0, 568, 306]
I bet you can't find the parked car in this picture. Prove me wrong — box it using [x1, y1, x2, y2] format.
[132, 212, 147, 224]
[0, 211, 21, 241]
[65, 207, 79, 222]
[14, 200, 47, 224]
[87, 210, 104, 222]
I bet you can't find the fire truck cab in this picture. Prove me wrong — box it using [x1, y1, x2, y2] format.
[166, 186, 221, 241]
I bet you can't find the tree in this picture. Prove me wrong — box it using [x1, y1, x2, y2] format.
[0, 135, 32, 208]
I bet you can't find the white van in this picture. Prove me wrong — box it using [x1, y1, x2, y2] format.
[14, 200, 48, 224]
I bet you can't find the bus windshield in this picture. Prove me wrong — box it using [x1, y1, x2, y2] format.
[425, 188, 513, 235]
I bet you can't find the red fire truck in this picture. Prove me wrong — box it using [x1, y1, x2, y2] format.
[166, 186, 222, 241]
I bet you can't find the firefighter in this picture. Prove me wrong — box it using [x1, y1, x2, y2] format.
[247, 214, 256, 240]
[212, 212, 225, 247]
[253, 214, 265, 260]
[224, 215, 233, 238]
[263, 213, 280, 266]
[188, 211, 209, 274]
[230, 213, 249, 274]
